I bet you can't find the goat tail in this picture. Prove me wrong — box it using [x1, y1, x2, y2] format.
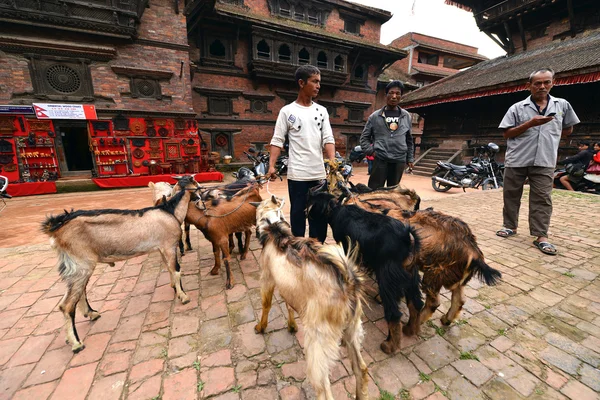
[470, 258, 502, 286]
[406, 224, 421, 267]
[41, 209, 74, 235]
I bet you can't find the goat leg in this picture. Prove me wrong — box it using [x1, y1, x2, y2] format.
[380, 320, 402, 354]
[286, 302, 297, 333]
[77, 288, 100, 321]
[240, 230, 251, 260]
[210, 242, 221, 275]
[60, 278, 89, 353]
[344, 304, 369, 400]
[255, 281, 275, 334]
[441, 285, 465, 326]
[162, 246, 189, 304]
[184, 222, 192, 251]
[228, 234, 235, 253]
[178, 237, 185, 257]
[419, 289, 441, 326]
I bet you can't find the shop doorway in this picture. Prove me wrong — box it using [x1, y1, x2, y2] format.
[53, 120, 93, 174]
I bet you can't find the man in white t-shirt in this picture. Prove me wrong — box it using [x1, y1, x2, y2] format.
[268, 65, 335, 242]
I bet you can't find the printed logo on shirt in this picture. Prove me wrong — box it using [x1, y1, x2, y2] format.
[288, 114, 296, 124]
[386, 117, 400, 131]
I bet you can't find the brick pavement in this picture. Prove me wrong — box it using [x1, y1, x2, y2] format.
[0, 172, 598, 400]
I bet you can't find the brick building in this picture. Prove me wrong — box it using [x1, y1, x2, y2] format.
[0, 0, 218, 194]
[185, 0, 405, 160]
[400, 0, 600, 175]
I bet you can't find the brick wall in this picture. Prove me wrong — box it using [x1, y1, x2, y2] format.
[0, 0, 193, 114]
[511, 18, 571, 53]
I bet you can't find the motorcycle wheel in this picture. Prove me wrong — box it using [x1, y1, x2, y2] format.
[481, 181, 496, 190]
[432, 171, 453, 192]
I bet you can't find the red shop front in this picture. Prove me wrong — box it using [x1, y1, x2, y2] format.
[0, 105, 223, 196]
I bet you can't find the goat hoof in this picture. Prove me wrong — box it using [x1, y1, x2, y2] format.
[240, 254, 247, 260]
[210, 267, 219, 275]
[107, 262, 115, 267]
[225, 282, 233, 290]
[186, 246, 193, 251]
[180, 296, 190, 305]
[254, 324, 265, 334]
[287, 323, 298, 333]
[72, 343, 85, 353]
[402, 325, 415, 337]
[380, 340, 397, 354]
[440, 316, 452, 326]
[88, 312, 101, 321]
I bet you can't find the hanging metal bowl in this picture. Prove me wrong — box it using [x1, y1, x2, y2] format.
[146, 127, 157, 137]
[158, 127, 169, 137]
[132, 148, 145, 159]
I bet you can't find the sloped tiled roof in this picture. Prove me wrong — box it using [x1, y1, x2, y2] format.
[411, 64, 455, 78]
[401, 29, 600, 108]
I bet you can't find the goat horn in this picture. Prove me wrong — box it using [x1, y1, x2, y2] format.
[249, 202, 261, 208]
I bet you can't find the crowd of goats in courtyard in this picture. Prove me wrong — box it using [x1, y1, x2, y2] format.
[40, 161, 503, 400]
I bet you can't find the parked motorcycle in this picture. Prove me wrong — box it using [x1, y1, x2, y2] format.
[233, 147, 288, 179]
[431, 143, 503, 192]
[0, 175, 11, 213]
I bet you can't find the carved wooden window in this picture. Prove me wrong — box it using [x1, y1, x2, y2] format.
[317, 51, 328, 69]
[307, 8, 319, 24]
[348, 109, 364, 123]
[251, 100, 267, 113]
[211, 132, 233, 156]
[279, 0, 291, 17]
[294, 5, 305, 21]
[202, 36, 234, 66]
[131, 78, 162, 99]
[209, 39, 226, 58]
[278, 44, 291, 63]
[29, 56, 94, 101]
[257, 40, 271, 60]
[351, 64, 367, 85]
[208, 98, 232, 115]
[344, 20, 360, 35]
[334, 55, 345, 72]
[298, 48, 310, 65]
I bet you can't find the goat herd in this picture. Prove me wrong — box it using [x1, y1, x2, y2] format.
[41, 170, 502, 400]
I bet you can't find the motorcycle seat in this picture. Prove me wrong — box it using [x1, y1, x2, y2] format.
[438, 162, 467, 171]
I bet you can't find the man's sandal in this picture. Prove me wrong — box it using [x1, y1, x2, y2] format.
[533, 241, 558, 256]
[496, 228, 516, 238]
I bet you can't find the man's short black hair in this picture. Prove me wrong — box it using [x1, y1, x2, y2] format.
[385, 80, 404, 94]
[578, 140, 590, 147]
[295, 65, 320, 87]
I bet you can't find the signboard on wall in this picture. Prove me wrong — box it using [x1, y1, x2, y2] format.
[33, 104, 97, 120]
[0, 105, 35, 115]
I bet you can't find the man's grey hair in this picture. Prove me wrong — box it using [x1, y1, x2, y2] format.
[529, 68, 555, 82]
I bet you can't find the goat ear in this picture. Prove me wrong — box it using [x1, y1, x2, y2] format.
[148, 182, 155, 188]
[249, 202, 261, 208]
[270, 195, 278, 204]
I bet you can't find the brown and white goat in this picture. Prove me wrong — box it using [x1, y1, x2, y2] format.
[385, 208, 502, 330]
[183, 184, 262, 289]
[41, 176, 199, 352]
[253, 196, 369, 400]
[343, 183, 420, 212]
[149, 181, 193, 256]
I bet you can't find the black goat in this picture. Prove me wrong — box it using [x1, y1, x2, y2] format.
[307, 190, 422, 354]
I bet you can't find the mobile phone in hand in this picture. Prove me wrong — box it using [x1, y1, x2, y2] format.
[547, 112, 556, 117]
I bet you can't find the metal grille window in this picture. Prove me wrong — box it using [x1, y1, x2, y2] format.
[279, 0, 291, 16]
[294, 5, 305, 20]
[307, 8, 319, 24]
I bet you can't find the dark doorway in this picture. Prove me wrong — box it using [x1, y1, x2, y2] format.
[54, 121, 93, 172]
